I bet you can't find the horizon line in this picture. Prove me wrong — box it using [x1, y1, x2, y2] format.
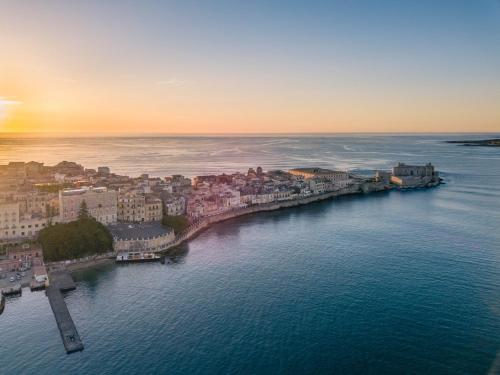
[1, 131, 499, 138]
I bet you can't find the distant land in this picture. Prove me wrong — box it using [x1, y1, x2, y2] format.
[446, 138, 500, 147]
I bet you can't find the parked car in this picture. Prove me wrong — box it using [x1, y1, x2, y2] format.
[9, 276, 15, 282]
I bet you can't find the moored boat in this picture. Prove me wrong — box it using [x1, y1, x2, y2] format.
[116, 251, 161, 263]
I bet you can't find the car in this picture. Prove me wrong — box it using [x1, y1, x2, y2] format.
[9, 277, 15, 282]
[21, 272, 26, 277]
[16, 274, 21, 280]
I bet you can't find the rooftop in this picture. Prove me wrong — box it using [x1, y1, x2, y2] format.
[108, 222, 173, 241]
[289, 168, 346, 175]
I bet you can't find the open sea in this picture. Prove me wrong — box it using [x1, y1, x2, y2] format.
[0, 134, 499, 374]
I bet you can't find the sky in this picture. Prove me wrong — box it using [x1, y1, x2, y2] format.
[1, 0, 500, 134]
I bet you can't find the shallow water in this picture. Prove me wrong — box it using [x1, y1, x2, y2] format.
[0, 134, 499, 374]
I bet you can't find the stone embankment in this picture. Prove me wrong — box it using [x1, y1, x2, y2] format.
[162, 184, 372, 252]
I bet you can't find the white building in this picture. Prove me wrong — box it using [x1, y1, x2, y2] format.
[163, 196, 186, 216]
[59, 187, 117, 224]
[0, 202, 58, 243]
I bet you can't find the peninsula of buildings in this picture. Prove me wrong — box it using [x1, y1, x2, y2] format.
[1, 160, 441, 286]
[0, 160, 440, 352]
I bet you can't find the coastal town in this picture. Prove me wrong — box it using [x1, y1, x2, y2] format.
[0, 160, 441, 349]
[1, 160, 441, 284]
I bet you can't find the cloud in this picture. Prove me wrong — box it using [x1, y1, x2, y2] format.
[0, 97, 22, 106]
[155, 78, 194, 87]
[0, 97, 22, 122]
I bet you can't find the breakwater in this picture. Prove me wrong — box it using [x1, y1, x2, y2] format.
[46, 271, 83, 354]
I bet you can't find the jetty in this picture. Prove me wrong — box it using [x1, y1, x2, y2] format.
[46, 271, 83, 354]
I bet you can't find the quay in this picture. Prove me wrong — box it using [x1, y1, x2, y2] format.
[46, 271, 83, 354]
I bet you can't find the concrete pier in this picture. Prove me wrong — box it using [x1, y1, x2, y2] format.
[47, 271, 83, 354]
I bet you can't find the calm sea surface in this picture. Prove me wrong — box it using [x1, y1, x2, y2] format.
[0, 134, 499, 374]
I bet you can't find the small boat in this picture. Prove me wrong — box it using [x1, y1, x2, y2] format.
[0, 294, 5, 315]
[1, 284, 21, 296]
[116, 251, 161, 263]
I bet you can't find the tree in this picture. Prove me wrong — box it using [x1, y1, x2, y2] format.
[78, 199, 89, 219]
[162, 215, 189, 234]
[39, 218, 113, 262]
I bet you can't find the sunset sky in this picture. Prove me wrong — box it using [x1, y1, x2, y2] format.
[1, 0, 500, 134]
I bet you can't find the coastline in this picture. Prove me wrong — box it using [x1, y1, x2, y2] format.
[446, 138, 500, 147]
[53, 180, 441, 274]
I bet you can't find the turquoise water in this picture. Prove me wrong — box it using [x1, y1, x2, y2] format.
[0, 135, 499, 374]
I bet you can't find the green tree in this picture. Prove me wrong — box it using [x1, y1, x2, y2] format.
[39, 218, 113, 262]
[78, 199, 89, 219]
[162, 215, 189, 235]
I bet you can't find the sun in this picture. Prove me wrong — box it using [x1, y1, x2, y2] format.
[0, 97, 22, 126]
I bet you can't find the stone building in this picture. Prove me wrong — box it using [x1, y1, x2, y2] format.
[117, 193, 162, 222]
[392, 163, 436, 178]
[117, 193, 146, 222]
[288, 168, 351, 188]
[109, 222, 175, 252]
[0, 202, 20, 242]
[59, 187, 117, 224]
[390, 163, 439, 188]
[145, 196, 163, 221]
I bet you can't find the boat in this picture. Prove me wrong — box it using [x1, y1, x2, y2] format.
[1, 284, 22, 296]
[115, 251, 161, 263]
[0, 294, 5, 315]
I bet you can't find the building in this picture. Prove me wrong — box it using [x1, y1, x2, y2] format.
[390, 163, 439, 188]
[288, 168, 351, 188]
[98, 166, 111, 175]
[289, 168, 350, 184]
[118, 193, 146, 222]
[0, 202, 20, 242]
[0, 201, 57, 243]
[161, 195, 186, 216]
[0, 259, 22, 273]
[109, 222, 175, 252]
[392, 163, 436, 178]
[7, 243, 43, 260]
[59, 187, 117, 224]
[145, 196, 163, 221]
[117, 193, 162, 222]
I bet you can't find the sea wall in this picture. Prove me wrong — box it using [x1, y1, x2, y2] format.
[161, 185, 363, 253]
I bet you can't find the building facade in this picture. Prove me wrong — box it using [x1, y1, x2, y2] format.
[117, 193, 162, 222]
[59, 187, 117, 224]
[109, 222, 175, 253]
